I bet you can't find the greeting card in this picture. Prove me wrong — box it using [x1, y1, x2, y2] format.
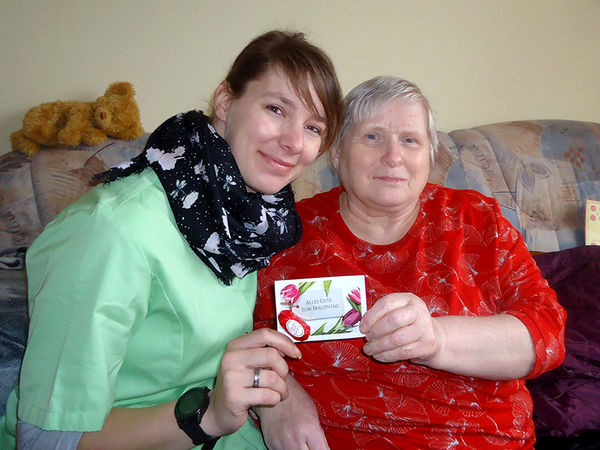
[585, 199, 600, 246]
[274, 275, 367, 342]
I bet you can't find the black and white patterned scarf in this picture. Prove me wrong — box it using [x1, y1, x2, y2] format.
[99, 110, 302, 285]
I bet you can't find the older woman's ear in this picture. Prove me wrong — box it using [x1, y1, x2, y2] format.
[329, 142, 341, 170]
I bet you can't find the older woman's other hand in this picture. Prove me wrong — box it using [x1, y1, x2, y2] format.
[202, 328, 302, 437]
[360, 293, 443, 364]
[258, 375, 329, 450]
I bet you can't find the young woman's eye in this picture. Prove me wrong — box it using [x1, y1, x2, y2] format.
[305, 125, 321, 134]
[266, 105, 283, 115]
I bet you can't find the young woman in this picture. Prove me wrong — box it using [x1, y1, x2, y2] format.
[1, 30, 342, 449]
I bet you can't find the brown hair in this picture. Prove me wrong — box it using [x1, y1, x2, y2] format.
[211, 30, 342, 152]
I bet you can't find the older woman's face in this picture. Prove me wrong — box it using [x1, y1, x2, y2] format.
[332, 99, 430, 212]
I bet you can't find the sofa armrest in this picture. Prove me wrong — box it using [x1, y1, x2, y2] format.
[0, 135, 149, 253]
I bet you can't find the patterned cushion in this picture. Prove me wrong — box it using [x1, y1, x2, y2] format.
[0, 135, 148, 251]
[450, 121, 600, 251]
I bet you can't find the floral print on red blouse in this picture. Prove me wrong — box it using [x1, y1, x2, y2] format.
[256, 184, 566, 449]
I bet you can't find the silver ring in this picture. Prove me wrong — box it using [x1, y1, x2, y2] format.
[252, 367, 260, 388]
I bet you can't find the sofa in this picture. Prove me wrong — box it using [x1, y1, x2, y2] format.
[1, 119, 599, 447]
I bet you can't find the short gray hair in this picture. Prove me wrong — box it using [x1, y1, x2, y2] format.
[337, 75, 438, 160]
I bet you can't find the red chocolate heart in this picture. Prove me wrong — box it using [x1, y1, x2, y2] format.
[278, 310, 311, 341]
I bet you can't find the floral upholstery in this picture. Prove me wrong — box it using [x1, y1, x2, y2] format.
[0, 135, 149, 252]
[446, 121, 600, 252]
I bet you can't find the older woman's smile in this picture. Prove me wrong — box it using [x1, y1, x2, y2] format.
[375, 174, 406, 183]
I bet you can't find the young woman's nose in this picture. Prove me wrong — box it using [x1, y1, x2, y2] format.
[280, 120, 304, 154]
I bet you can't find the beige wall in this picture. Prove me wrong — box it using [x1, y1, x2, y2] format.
[1, 0, 598, 156]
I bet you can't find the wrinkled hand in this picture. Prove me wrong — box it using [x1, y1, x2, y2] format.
[359, 293, 443, 364]
[202, 328, 301, 437]
[259, 375, 329, 450]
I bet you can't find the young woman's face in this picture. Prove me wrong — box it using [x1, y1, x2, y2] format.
[213, 68, 326, 194]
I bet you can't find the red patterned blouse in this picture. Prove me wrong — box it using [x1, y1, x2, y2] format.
[255, 184, 566, 449]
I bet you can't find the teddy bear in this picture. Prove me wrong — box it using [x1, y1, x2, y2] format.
[10, 81, 144, 157]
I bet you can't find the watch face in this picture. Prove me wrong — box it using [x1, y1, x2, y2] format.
[177, 388, 206, 417]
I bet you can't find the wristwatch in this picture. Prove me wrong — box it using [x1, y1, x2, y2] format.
[174, 387, 220, 449]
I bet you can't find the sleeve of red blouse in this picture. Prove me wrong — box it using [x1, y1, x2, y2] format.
[493, 204, 566, 379]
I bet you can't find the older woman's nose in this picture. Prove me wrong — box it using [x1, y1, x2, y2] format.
[280, 121, 304, 154]
[381, 140, 404, 167]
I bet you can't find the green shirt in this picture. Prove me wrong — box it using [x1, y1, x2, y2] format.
[1, 170, 265, 449]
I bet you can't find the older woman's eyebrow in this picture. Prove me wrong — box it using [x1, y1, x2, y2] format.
[361, 121, 425, 135]
[398, 127, 427, 135]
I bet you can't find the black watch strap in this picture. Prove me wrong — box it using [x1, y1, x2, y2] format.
[181, 420, 219, 449]
[175, 387, 220, 448]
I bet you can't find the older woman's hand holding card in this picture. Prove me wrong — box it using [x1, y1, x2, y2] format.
[360, 292, 441, 365]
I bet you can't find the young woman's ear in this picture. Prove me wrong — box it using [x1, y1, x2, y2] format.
[213, 81, 233, 123]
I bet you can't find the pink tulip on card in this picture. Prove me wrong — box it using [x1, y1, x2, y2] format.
[348, 288, 361, 305]
[280, 284, 301, 305]
[342, 308, 362, 327]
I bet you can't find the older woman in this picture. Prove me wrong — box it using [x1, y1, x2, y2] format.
[255, 76, 566, 449]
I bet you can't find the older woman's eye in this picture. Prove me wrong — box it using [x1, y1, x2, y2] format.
[366, 133, 378, 141]
[266, 105, 283, 115]
[403, 137, 417, 144]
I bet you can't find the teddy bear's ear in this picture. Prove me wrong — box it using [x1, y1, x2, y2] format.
[105, 82, 135, 97]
